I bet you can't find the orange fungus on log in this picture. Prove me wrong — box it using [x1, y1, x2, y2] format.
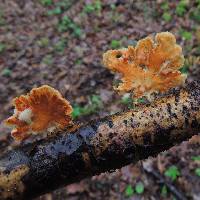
[5, 85, 73, 141]
[103, 32, 186, 98]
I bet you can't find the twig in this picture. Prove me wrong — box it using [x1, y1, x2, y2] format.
[143, 165, 187, 200]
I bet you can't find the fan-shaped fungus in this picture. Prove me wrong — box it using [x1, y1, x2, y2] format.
[5, 85, 73, 141]
[103, 32, 186, 98]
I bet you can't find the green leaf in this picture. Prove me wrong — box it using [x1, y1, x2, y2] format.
[161, 2, 169, 10]
[1, 68, 12, 76]
[190, 9, 200, 22]
[135, 182, 144, 194]
[110, 40, 121, 49]
[72, 105, 83, 119]
[137, 97, 145, 104]
[84, 4, 95, 13]
[42, 54, 53, 65]
[83, 1, 102, 14]
[161, 185, 168, 197]
[164, 166, 180, 181]
[176, 0, 188, 16]
[192, 156, 200, 161]
[121, 95, 132, 105]
[180, 30, 192, 40]
[0, 43, 6, 53]
[37, 37, 49, 47]
[125, 185, 134, 197]
[40, 0, 52, 6]
[195, 168, 200, 176]
[47, 7, 62, 15]
[54, 39, 67, 53]
[90, 95, 102, 106]
[162, 12, 172, 22]
[179, 65, 189, 74]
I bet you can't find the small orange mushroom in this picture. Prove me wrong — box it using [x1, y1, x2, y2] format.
[5, 85, 73, 141]
[103, 32, 187, 98]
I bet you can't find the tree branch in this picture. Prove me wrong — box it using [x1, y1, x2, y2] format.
[0, 81, 200, 200]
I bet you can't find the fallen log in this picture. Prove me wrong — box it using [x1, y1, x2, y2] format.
[0, 81, 200, 200]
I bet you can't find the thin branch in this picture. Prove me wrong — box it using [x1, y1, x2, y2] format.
[143, 165, 187, 200]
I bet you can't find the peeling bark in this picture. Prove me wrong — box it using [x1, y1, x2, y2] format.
[0, 81, 200, 200]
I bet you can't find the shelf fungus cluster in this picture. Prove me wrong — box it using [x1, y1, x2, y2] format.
[103, 32, 187, 98]
[5, 85, 73, 141]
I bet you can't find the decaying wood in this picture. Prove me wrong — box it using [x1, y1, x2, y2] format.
[0, 81, 200, 200]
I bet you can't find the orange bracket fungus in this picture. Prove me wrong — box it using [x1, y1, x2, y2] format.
[5, 85, 73, 141]
[103, 32, 187, 98]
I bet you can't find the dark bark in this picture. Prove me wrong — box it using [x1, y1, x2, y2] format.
[0, 81, 200, 200]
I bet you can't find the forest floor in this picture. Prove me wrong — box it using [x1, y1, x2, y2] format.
[0, 0, 200, 199]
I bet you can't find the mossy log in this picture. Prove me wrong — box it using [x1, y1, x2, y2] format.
[0, 81, 200, 200]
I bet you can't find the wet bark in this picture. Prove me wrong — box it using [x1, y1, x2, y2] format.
[0, 81, 200, 200]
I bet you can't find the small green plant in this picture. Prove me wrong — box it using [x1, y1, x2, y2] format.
[0, 10, 5, 26]
[180, 29, 192, 40]
[135, 182, 144, 194]
[121, 94, 134, 109]
[0, 43, 6, 53]
[162, 12, 172, 22]
[192, 156, 200, 161]
[164, 166, 180, 181]
[161, 185, 168, 197]
[42, 54, 53, 65]
[75, 59, 82, 65]
[37, 37, 49, 48]
[176, 0, 188, 16]
[160, 2, 172, 22]
[124, 184, 134, 197]
[110, 4, 116, 10]
[180, 64, 189, 74]
[195, 168, 200, 176]
[40, 0, 52, 6]
[161, 2, 169, 11]
[110, 39, 121, 49]
[46, 0, 74, 16]
[47, 7, 62, 15]
[1, 68, 12, 77]
[58, 16, 82, 38]
[137, 97, 145, 104]
[54, 38, 67, 53]
[83, 1, 102, 15]
[72, 95, 102, 119]
[190, 3, 200, 23]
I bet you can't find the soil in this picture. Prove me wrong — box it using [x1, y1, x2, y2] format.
[0, 0, 199, 199]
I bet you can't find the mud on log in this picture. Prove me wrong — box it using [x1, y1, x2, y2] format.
[0, 81, 200, 200]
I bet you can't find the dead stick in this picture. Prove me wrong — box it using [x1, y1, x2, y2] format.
[143, 165, 187, 200]
[0, 81, 200, 200]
